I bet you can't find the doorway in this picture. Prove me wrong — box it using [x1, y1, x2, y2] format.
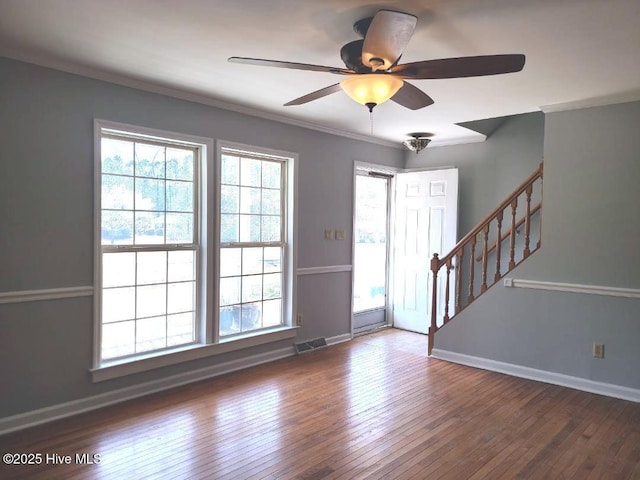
[352, 171, 391, 334]
[352, 166, 458, 336]
[392, 168, 458, 333]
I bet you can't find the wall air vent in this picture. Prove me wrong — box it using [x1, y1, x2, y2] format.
[295, 337, 328, 354]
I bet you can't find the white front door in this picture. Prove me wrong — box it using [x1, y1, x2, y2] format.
[392, 169, 458, 333]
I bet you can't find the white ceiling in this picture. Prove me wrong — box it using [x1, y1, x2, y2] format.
[1, 0, 639, 148]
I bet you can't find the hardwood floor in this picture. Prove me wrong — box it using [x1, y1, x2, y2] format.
[1, 328, 639, 479]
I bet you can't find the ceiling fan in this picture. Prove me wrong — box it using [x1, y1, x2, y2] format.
[229, 9, 525, 112]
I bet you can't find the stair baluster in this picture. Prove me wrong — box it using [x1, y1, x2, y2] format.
[428, 162, 543, 355]
[481, 226, 489, 293]
[455, 250, 463, 315]
[524, 184, 533, 258]
[509, 199, 517, 269]
[495, 210, 503, 282]
[468, 237, 476, 304]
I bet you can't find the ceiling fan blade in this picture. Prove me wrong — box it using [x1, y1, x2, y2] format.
[362, 10, 417, 71]
[228, 57, 354, 75]
[284, 83, 343, 106]
[390, 54, 526, 79]
[391, 82, 434, 110]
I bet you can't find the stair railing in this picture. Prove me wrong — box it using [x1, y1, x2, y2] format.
[428, 162, 544, 355]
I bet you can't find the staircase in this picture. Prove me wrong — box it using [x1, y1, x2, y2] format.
[428, 163, 544, 355]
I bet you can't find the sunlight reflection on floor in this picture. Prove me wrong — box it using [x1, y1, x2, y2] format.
[354, 327, 429, 357]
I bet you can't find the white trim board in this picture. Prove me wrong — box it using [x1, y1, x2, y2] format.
[540, 91, 640, 113]
[505, 278, 640, 299]
[91, 327, 297, 382]
[0, 347, 294, 435]
[325, 333, 353, 345]
[0, 333, 352, 435]
[431, 349, 640, 403]
[0, 286, 93, 305]
[297, 265, 352, 276]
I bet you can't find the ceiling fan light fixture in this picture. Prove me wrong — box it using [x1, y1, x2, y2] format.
[403, 135, 432, 154]
[339, 74, 403, 110]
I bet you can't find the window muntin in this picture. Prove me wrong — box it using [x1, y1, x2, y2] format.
[99, 133, 199, 361]
[94, 127, 296, 377]
[219, 151, 285, 337]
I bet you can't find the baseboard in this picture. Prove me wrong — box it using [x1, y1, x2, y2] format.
[431, 349, 640, 403]
[0, 332, 356, 435]
[326, 333, 353, 345]
[0, 346, 296, 436]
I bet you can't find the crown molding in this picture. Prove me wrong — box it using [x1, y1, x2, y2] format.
[427, 134, 486, 148]
[0, 50, 400, 149]
[540, 91, 640, 113]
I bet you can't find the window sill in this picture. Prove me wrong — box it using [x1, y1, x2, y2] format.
[90, 326, 297, 382]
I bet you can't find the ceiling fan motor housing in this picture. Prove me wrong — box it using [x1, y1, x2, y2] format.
[340, 40, 367, 72]
[342, 15, 392, 72]
[353, 16, 373, 37]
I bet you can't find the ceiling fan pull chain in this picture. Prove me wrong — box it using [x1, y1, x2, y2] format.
[370, 110, 374, 135]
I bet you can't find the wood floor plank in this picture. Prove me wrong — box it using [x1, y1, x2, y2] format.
[1, 328, 638, 479]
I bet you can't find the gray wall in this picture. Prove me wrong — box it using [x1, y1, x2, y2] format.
[436, 101, 640, 390]
[404, 112, 545, 238]
[0, 57, 403, 418]
[3, 53, 635, 420]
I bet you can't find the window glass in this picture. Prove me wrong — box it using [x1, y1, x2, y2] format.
[219, 153, 286, 336]
[99, 133, 198, 361]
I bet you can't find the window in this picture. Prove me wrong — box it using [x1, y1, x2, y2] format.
[98, 129, 201, 361]
[94, 123, 297, 378]
[218, 149, 287, 337]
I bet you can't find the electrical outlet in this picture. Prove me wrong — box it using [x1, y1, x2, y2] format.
[296, 314, 303, 326]
[593, 343, 605, 359]
[324, 229, 333, 240]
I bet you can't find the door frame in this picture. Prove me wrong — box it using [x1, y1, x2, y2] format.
[351, 162, 397, 335]
[351, 161, 459, 336]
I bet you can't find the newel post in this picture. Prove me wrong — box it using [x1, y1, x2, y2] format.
[428, 253, 440, 356]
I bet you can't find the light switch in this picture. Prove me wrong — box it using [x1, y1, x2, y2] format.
[324, 229, 333, 240]
[335, 229, 345, 241]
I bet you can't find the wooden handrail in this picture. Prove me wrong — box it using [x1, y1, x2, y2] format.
[428, 161, 543, 356]
[434, 162, 543, 270]
[475, 203, 542, 262]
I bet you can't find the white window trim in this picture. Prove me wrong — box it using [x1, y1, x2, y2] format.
[91, 121, 298, 382]
[93, 119, 213, 370]
[90, 326, 296, 382]
[216, 140, 298, 341]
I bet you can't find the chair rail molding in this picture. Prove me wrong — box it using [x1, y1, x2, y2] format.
[505, 278, 640, 299]
[0, 286, 94, 305]
[297, 265, 352, 276]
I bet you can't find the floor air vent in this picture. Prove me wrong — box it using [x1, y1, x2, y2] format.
[295, 337, 327, 354]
